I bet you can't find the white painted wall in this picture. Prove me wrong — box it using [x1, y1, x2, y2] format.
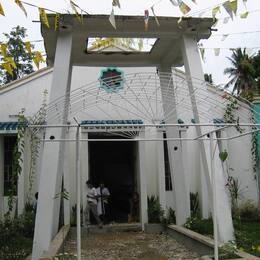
[0, 65, 258, 219]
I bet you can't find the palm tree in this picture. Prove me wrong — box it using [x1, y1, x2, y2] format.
[224, 48, 256, 95]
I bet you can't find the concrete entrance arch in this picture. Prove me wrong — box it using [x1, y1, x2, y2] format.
[32, 14, 235, 260]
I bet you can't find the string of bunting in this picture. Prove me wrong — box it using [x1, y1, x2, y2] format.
[0, 40, 46, 75]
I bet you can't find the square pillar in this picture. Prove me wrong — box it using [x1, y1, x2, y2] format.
[32, 28, 73, 260]
[80, 132, 89, 226]
[0, 136, 4, 219]
[138, 130, 148, 230]
[156, 130, 166, 211]
[181, 34, 212, 217]
[181, 34, 234, 242]
[158, 64, 190, 225]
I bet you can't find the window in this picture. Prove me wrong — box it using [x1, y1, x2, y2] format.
[163, 132, 172, 191]
[4, 136, 17, 196]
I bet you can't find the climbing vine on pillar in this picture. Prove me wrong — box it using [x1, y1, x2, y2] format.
[7, 90, 48, 213]
[223, 97, 244, 133]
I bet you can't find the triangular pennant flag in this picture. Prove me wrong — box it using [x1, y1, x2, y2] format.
[214, 48, 220, 56]
[109, 8, 116, 29]
[240, 11, 249, 19]
[199, 48, 205, 62]
[70, 0, 82, 24]
[0, 43, 8, 57]
[191, 0, 197, 4]
[221, 34, 229, 41]
[169, 0, 179, 6]
[55, 13, 60, 31]
[144, 10, 149, 31]
[212, 6, 221, 19]
[229, 0, 237, 15]
[179, 1, 191, 15]
[39, 8, 50, 28]
[2, 63, 13, 76]
[5, 57, 17, 69]
[0, 3, 5, 16]
[223, 17, 230, 24]
[25, 42, 32, 55]
[223, 1, 233, 20]
[151, 6, 160, 26]
[243, 0, 247, 7]
[112, 0, 121, 8]
[33, 51, 45, 69]
[15, 0, 27, 17]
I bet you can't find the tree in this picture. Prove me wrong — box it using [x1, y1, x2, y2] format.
[224, 48, 256, 96]
[0, 26, 35, 85]
[252, 51, 260, 91]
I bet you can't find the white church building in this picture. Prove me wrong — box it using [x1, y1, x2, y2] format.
[0, 15, 259, 259]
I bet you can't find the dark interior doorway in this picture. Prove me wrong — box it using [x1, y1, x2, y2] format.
[88, 133, 137, 223]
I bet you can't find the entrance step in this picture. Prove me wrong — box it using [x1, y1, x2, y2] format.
[71, 223, 142, 235]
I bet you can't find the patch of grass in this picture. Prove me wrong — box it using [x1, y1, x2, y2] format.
[233, 219, 260, 257]
[184, 217, 260, 257]
[184, 217, 213, 235]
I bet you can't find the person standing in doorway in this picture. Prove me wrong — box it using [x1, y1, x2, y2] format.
[97, 181, 110, 224]
[86, 180, 102, 228]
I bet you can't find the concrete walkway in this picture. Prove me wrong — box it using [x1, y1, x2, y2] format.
[64, 230, 200, 259]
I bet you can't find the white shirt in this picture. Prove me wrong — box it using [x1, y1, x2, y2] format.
[96, 187, 110, 216]
[87, 187, 97, 205]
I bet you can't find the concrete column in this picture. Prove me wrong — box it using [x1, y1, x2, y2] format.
[63, 129, 71, 226]
[181, 34, 212, 217]
[0, 136, 4, 219]
[158, 64, 190, 225]
[80, 132, 89, 226]
[32, 28, 73, 260]
[181, 34, 234, 242]
[138, 130, 148, 230]
[156, 130, 166, 211]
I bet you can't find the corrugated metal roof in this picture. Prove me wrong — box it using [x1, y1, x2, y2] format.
[0, 121, 19, 130]
[81, 119, 143, 125]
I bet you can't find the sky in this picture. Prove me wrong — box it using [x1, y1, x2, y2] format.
[0, 0, 260, 85]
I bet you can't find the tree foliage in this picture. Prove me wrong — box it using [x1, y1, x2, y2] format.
[224, 48, 256, 96]
[0, 26, 35, 85]
[252, 50, 260, 90]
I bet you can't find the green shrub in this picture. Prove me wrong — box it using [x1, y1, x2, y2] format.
[190, 192, 200, 217]
[238, 200, 260, 221]
[0, 205, 35, 259]
[147, 196, 164, 223]
[184, 216, 213, 235]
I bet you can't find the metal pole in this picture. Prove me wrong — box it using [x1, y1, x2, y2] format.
[209, 132, 218, 260]
[76, 125, 81, 260]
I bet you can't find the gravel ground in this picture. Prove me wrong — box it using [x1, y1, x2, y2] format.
[64, 231, 200, 259]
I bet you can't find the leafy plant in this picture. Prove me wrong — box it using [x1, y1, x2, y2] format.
[225, 176, 242, 216]
[162, 207, 176, 226]
[0, 211, 35, 259]
[184, 216, 213, 235]
[147, 196, 164, 223]
[219, 241, 238, 259]
[238, 200, 260, 221]
[190, 192, 200, 217]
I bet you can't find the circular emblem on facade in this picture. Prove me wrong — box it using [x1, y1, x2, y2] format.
[99, 67, 124, 93]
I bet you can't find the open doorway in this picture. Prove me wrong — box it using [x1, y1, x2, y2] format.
[88, 133, 137, 223]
